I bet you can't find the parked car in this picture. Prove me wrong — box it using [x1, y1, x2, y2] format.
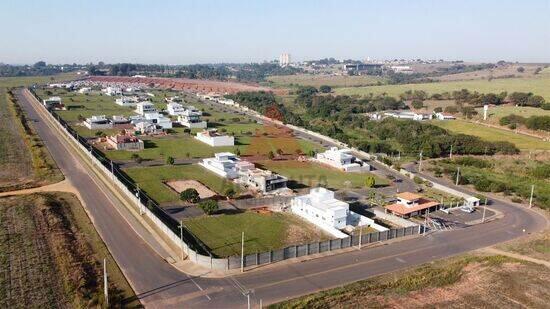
[460, 206, 475, 213]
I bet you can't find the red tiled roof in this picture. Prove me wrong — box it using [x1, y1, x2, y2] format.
[385, 199, 439, 216]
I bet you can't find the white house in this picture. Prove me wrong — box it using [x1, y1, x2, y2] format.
[166, 102, 186, 116]
[291, 187, 350, 238]
[135, 102, 157, 115]
[84, 115, 112, 130]
[103, 87, 122, 96]
[42, 97, 63, 109]
[143, 112, 173, 129]
[178, 108, 207, 128]
[434, 112, 456, 120]
[110, 115, 131, 126]
[115, 96, 139, 107]
[384, 111, 431, 121]
[77, 87, 91, 94]
[315, 147, 368, 172]
[236, 161, 288, 194]
[106, 134, 144, 151]
[134, 121, 162, 135]
[199, 152, 240, 179]
[195, 129, 234, 147]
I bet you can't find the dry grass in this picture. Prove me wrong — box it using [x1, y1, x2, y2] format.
[270, 254, 550, 308]
[0, 193, 140, 308]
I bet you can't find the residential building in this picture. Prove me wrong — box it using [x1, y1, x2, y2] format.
[385, 192, 440, 218]
[195, 129, 234, 147]
[291, 187, 349, 237]
[343, 63, 383, 75]
[199, 152, 240, 179]
[165, 96, 183, 103]
[110, 115, 131, 126]
[106, 134, 144, 151]
[236, 161, 287, 193]
[77, 87, 91, 94]
[103, 87, 122, 96]
[434, 112, 456, 120]
[279, 53, 291, 67]
[390, 65, 413, 73]
[384, 111, 431, 121]
[135, 102, 157, 115]
[315, 147, 368, 172]
[217, 98, 235, 106]
[42, 97, 63, 109]
[166, 102, 186, 116]
[143, 112, 173, 129]
[115, 96, 139, 107]
[178, 108, 207, 128]
[134, 121, 162, 135]
[84, 115, 112, 130]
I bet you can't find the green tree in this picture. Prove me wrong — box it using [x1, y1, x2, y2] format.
[180, 188, 200, 203]
[166, 156, 175, 165]
[319, 85, 332, 93]
[364, 176, 375, 188]
[433, 107, 443, 113]
[411, 99, 424, 110]
[267, 150, 275, 160]
[198, 200, 218, 215]
[235, 147, 241, 156]
[276, 148, 284, 156]
[224, 187, 236, 198]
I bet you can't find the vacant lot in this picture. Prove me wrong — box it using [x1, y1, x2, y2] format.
[0, 193, 138, 308]
[123, 164, 238, 204]
[432, 119, 550, 151]
[270, 254, 550, 308]
[266, 74, 384, 88]
[256, 160, 387, 189]
[335, 69, 550, 100]
[0, 89, 62, 191]
[436, 63, 543, 82]
[184, 211, 329, 257]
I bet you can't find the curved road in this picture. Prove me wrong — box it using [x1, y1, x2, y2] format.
[18, 89, 548, 308]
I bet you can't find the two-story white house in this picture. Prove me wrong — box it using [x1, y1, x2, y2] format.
[135, 102, 157, 115]
[199, 152, 240, 179]
[166, 102, 186, 116]
[195, 129, 234, 147]
[315, 147, 367, 172]
[143, 112, 173, 129]
[236, 161, 288, 194]
[291, 187, 350, 238]
[115, 96, 139, 107]
[84, 115, 112, 130]
[178, 108, 207, 128]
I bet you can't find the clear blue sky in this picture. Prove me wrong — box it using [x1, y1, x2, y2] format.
[1, 0, 548, 64]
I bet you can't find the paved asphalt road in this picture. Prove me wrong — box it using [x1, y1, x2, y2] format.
[19, 89, 548, 308]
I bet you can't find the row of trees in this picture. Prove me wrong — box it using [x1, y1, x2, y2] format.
[500, 114, 550, 131]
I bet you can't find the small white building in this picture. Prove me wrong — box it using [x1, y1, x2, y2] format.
[110, 115, 131, 126]
[143, 112, 173, 129]
[134, 121, 162, 135]
[434, 112, 456, 120]
[199, 152, 240, 179]
[384, 111, 431, 121]
[178, 108, 207, 128]
[166, 102, 186, 116]
[84, 115, 112, 130]
[315, 147, 368, 172]
[103, 87, 122, 96]
[115, 96, 139, 107]
[135, 102, 157, 115]
[42, 97, 63, 109]
[291, 187, 349, 238]
[77, 87, 91, 94]
[195, 129, 234, 147]
[217, 98, 235, 106]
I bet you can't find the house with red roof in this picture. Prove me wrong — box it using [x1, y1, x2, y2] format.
[385, 192, 439, 218]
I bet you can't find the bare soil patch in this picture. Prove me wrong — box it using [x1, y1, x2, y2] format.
[166, 179, 217, 199]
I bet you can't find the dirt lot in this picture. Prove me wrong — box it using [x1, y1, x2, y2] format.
[0, 193, 138, 308]
[89, 75, 285, 95]
[165, 179, 217, 199]
[271, 253, 550, 309]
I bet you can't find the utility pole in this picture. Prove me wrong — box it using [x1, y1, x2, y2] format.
[358, 227, 363, 249]
[179, 221, 185, 260]
[103, 258, 109, 308]
[241, 232, 245, 273]
[418, 151, 423, 172]
[455, 167, 460, 186]
[259, 299, 263, 309]
[482, 206, 486, 223]
[449, 144, 453, 159]
[529, 185, 535, 208]
[398, 151, 401, 161]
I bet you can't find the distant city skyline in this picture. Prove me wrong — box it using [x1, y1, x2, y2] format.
[0, 0, 549, 65]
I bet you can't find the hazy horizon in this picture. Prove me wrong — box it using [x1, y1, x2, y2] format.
[1, 0, 549, 65]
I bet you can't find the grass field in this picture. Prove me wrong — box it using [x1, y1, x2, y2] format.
[0, 193, 138, 308]
[184, 212, 329, 257]
[270, 253, 549, 308]
[432, 119, 550, 151]
[123, 164, 238, 204]
[474, 105, 550, 125]
[335, 69, 550, 100]
[0, 72, 79, 88]
[256, 160, 388, 189]
[266, 74, 385, 88]
[0, 89, 63, 191]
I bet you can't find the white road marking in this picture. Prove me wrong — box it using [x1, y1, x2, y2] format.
[395, 257, 406, 263]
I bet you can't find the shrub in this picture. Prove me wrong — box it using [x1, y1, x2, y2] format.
[319, 85, 332, 93]
[180, 188, 200, 203]
[473, 178, 492, 192]
[166, 156, 175, 165]
[364, 176, 376, 188]
[198, 200, 218, 215]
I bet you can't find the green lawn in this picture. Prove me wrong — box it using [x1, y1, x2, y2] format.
[335, 72, 550, 101]
[123, 164, 237, 204]
[184, 212, 329, 257]
[474, 105, 550, 125]
[432, 119, 550, 151]
[0, 72, 79, 88]
[256, 160, 388, 189]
